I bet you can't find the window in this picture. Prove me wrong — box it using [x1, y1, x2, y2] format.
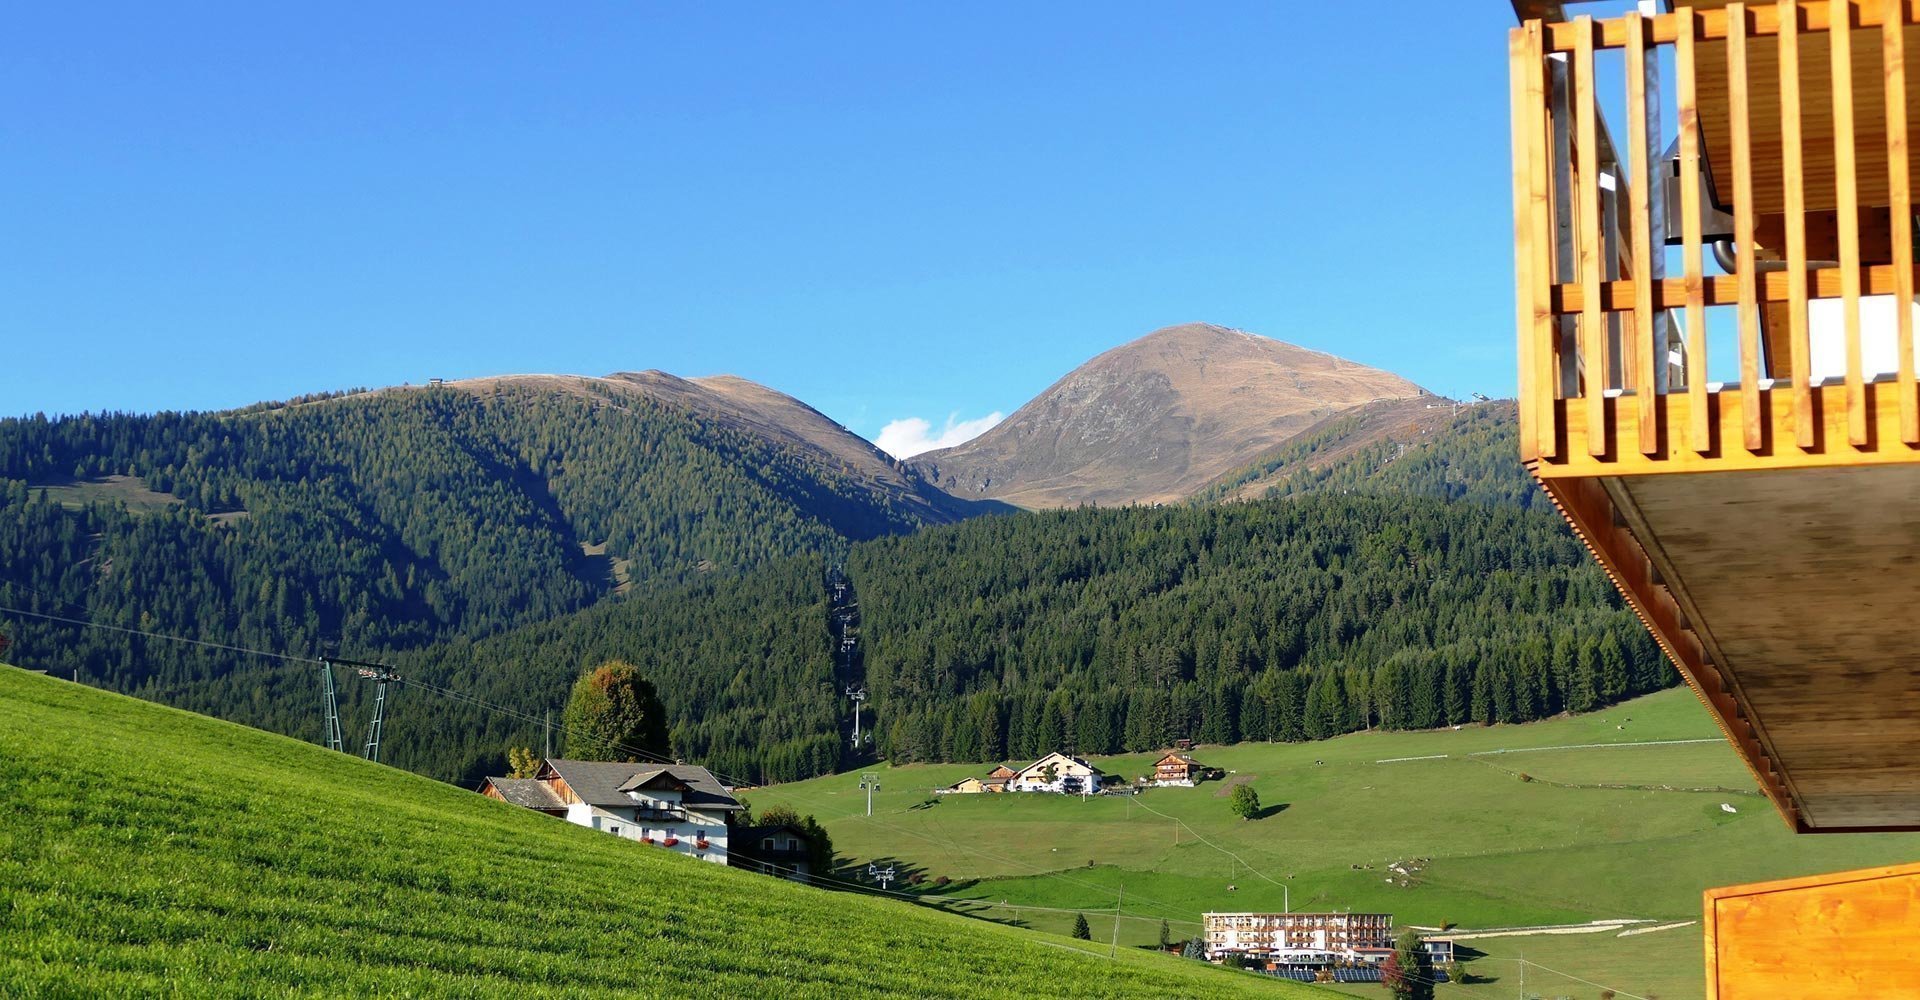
[609, 825, 621, 836]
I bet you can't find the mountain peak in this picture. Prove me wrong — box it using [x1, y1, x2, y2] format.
[908, 324, 1426, 508]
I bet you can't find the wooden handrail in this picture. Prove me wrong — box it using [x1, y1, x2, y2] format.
[1541, 0, 1920, 52]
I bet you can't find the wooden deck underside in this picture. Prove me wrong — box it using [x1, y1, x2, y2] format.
[1537, 459, 1920, 832]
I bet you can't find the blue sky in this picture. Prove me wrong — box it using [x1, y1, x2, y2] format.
[1, 3, 1523, 452]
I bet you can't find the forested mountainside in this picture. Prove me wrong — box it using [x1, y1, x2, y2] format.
[0, 378, 987, 728]
[0, 377, 1665, 791]
[383, 488, 1669, 786]
[1196, 399, 1537, 509]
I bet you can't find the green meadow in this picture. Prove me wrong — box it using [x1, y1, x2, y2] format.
[749, 688, 1920, 998]
[0, 666, 1299, 999]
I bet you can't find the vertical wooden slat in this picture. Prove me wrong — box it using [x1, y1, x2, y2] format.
[1781, 0, 1816, 449]
[1575, 17, 1609, 456]
[1732, 4, 1766, 452]
[1833, 0, 1867, 446]
[1627, 13, 1660, 455]
[1511, 27, 1542, 461]
[1885, 0, 1918, 445]
[1528, 22, 1560, 459]
[1679, 8, 1713, 455]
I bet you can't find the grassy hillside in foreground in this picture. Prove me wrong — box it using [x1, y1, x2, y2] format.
[747, 688, 1920, 999]
[0, 667, 1301, 999]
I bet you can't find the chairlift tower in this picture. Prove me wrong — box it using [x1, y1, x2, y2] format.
[357, 664, 400, 763]
[846, 686, 868, 750]
[321, 653, 402, 763]
[318, 657, 345, 752]
[867, 861, 895, 890]
[859, 772, 879, 817]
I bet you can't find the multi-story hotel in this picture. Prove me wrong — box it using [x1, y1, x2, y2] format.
[1202, 911, 1393, 962]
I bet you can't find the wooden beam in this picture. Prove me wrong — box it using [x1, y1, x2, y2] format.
[1576, 17, 1609, 456]
[1886, 0, 1920, 444]
[1679, 8, 1714, 455]
[1552, 260, 1920, 311]
[1532, 381, 1920, 476]
[1530, 472, 1800, 827]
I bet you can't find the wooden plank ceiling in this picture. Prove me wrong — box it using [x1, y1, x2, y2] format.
[1681, 1, 1920, 218]
[1618, 463, 1920, 830]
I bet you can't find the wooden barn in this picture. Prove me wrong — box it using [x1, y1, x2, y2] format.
[1507, 2, 1920, 994]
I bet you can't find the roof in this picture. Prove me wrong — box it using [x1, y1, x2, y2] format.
[482, 777, 566, 811]
[735, 823, 812, 842]
[617, 769, 694, 794]
[986, 765, 1018, 778]
[1155, 753, 1198, 766]
[541, 759, 744, 812]
[1016, 751, 1104, 776]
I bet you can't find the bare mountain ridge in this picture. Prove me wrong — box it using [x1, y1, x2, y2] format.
[436, 370, 1002, 526]
[908, 323, 1428, 508]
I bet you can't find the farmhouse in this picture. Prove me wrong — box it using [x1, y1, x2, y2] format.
[1148, 752, 1216, 786]
[481, 758, 743, 865]
[942, 764, 1017, 795]
[1007, 751, 1107, 794]
[732, 822, 817, 881]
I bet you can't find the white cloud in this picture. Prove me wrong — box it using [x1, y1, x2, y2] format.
[874, 410, 1003, 459]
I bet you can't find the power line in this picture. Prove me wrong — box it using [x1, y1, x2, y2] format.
[0, 604, 314, 664]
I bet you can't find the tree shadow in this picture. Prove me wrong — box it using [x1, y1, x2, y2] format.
[1253, 802, 1290, 820]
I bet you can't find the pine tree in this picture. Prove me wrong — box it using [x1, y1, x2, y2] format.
[1071, 913, 1091, 940]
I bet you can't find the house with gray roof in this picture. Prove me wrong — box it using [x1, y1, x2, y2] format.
[481, 758, 743, 865]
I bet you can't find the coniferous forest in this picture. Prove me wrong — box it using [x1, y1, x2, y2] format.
[0, 392, 1672, 787]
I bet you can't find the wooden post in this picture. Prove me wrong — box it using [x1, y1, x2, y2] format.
[1885, 0, 1919, 444]
[1627, 12, 1661, 455]
[1781, 0, 1817, 449]
[1832, 0, 1868, 446]
[1679, 7, 1714, 454]
[1733, 4, 1767, 452]
[1512, 26, 1543, 461]
[1528, 21, 1561, 459]
[1575, 17, 1610, 456]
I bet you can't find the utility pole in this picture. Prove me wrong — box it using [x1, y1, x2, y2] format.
[543, 708, 552, 759]
[846, 686, 867, 749]
[859, 772, 879, 816]
[1109, 884, 1124, 958]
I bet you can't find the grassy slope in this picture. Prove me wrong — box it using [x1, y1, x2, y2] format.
[748, 689, 1920, 999]
[0, 667, 1302, 999]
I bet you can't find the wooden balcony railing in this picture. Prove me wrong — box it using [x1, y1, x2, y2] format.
[1511, 0, 1920, 475]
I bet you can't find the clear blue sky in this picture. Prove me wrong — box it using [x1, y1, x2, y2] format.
[2, 4, 1524, 447]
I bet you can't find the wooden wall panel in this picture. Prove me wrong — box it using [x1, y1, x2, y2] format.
[1707, 861, 1920, 999]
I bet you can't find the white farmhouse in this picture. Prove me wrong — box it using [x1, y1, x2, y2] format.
[1007, 751, 1107, 794]
[482, 758, 743, 865]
